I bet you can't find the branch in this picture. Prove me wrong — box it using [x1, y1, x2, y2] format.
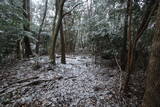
[62, 3, 82, 18]
[133, 2, 158, 47]
[37, 0, 48, 36]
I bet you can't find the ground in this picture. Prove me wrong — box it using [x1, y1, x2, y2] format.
[0, 55, 144, 107]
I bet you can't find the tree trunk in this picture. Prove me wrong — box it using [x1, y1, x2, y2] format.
[50, 0, 65, 64]
[124, 0, 158, 92]
[23, 0, 32, 58]
[123, 0, 133, 92]
[23, 36, 32, 58]
[36, 0, 48, 54]
[142, 2, 160, 107]
[60, 23, 66, 64]
[120, 0, 130, 71]
[23, 0, 30, 31]
[16, 39, 21, 59]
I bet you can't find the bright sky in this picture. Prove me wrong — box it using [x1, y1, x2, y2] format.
[32, 0, 42, 3]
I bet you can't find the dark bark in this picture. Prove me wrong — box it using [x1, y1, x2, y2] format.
[120, 0, 130, 71]
[23, 36, 32, 58]
[134, 0, 158, 46]
[16, 39, 21, 59]
[142, 2, 160, 106]
[50, 0, 65, 64]
[36, 0, 48, 54]
[23, 0, 30, 31]
[124, 0, 158, 92]
[124, 0, 133, 92]
[23, 0, 32, 58]
[60, 23, 66, 64]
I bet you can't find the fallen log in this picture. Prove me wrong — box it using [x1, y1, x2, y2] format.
[0, 76, 39, 94]
[8, 76, 39, 85]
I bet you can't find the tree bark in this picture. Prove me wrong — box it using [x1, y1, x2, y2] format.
[23, 36, 32, 58]
[124, 0, 158, 92]
[124, 0, 133, 92]
[50, 0, 65, 64]
[120, 0, 130, 71]
[142, 2, 160, 107]
[36, 0, 48, 54]
[16, 39, 21, 59]
[23, 0, 30, 31]
[60, 22, 66, 64]
[23, 0, 32, 58]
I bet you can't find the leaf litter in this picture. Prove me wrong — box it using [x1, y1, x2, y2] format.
[0, 55, 143, 107]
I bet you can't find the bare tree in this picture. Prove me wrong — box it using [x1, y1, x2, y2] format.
[49, 0, 81, 64]
[50, 0, 65, 64]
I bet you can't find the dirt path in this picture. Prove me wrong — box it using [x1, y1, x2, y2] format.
[0, 55, 121, 107]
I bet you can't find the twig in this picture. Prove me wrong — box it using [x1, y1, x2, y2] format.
[62, 3, 82, 18]
[106, 35, 123, 93]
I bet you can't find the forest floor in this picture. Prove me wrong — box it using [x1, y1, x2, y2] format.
[0, 55, 144, 107]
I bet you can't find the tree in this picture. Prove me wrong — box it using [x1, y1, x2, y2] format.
[142, 1, 160, 106]
[36, 0, 48, 54]
[50, 0, 65, 64]
[60, 22, 66, 64]
[23, 0, 30, 31]
[49, 0, 81, 64]
[124, 0, 132, 92]
[120, 0, 129, 71]
[23, 0, 32, 58]
[124, 0, 158, 91]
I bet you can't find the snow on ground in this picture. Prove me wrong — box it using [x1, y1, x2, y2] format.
[0, 55, 123, 107]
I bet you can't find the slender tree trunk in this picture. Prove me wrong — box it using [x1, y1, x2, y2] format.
[50, 0, 65, 64]
[23, 36, 32, 58]
[120, 0, 130, 71]
[142, 2, 160, 106]
[49, 1, 58, 54]
[23, 0, 30, 31]
[16, 39, 21, 59]
[123, 0, 133, 92]
[23, 0, 32, 58]
[60, 22, 66, 64]
[36, 0, 48, 54]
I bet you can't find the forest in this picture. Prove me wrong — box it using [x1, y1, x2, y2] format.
[0, 0, 160, 107]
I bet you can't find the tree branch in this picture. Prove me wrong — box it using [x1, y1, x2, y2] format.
[133, 2, 158, 47]
[62, 3, 82, 18]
